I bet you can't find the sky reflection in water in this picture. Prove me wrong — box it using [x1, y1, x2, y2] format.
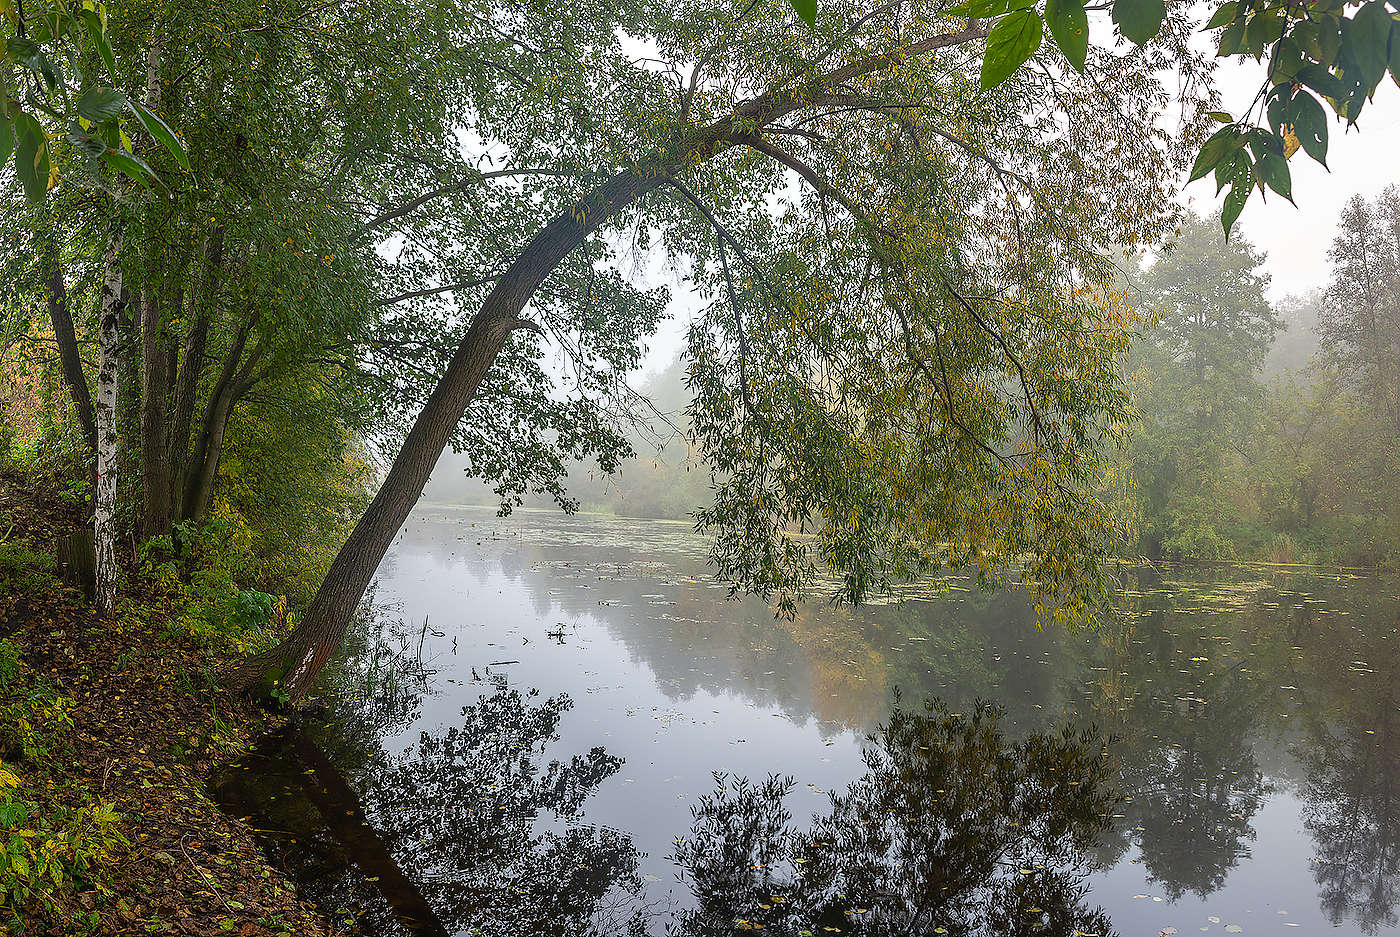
[223, 507, 1400, 937]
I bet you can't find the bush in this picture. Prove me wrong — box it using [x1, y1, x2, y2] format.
[0, 765, 126, 928]
[1266, 531, 1312, 565]
[1162, 522, 1238, 563]
[0, 640, 18, 692]
[132, 507, 280, 654]
[0, 542, 57, 595]
[1315, 513, 1394, 568]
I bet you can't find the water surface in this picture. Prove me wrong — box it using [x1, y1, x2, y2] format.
[217, 507, 1400, 936]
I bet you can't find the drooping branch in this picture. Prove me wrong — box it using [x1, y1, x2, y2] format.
[375, 277, 500, 307]
[359, 168, 597, 235]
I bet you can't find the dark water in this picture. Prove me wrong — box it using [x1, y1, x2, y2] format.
[214, 506, 1400, 937]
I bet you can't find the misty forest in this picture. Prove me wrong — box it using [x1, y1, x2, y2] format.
[2, 0, 1399, 935]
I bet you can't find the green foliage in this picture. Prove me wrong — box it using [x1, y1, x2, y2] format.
[931, 0, 1400, 235]
[0, 639, 18, 691]
[1123, 212, 1278, 561]
[133, 509, 281, 654]
[1124, 193, 1400, 568]
[980, 9, 1043, 89]
[1, 0, 189, 200]
[0, 540, 57, 595]
[0, 764, 126, 928]
[1162, 517, 1239, 563]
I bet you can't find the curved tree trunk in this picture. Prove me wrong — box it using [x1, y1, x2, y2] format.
[44, 258, 97, 453]
[222, 25, 984, 701]
[223, 168, 666, 699]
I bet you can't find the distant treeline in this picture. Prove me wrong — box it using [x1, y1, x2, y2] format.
[1118, 193, 1400, 567]
[421, 356, 711, 520]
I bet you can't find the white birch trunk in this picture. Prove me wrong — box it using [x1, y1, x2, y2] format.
[94, 230, 124, 615]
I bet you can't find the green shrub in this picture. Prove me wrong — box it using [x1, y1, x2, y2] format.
[0, 640, 18, 692]
[0, 542, 57, 595]
[132, 509, 280, 654]
[0, 765, 126, 927]
[1162, 522, 1238, 563]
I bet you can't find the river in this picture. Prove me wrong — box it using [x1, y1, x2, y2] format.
[213, 506, 1400, 937]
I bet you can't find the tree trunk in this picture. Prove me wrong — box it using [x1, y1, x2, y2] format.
[168, 231, 223, 520]
[182, 380, 237, 525]
[180, 316, 261, 523]
[223, 169, 664, 699]
[94, 231, 125, 615]
[139, 291, 172, 538]
[42, 248, 97, 452]
[57, 530, 96, 601]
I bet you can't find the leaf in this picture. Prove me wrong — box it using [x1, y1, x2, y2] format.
[945, 0, 1010, 17]
[1203, 1, 1238, 29]
[1257, 152, 1292, 202]
[66, 128, 107, 159]
[980, 9, 1044, 90]
[77, 87, 127, 124]
[1112, 0, 1167, 45]
[1281, 124, 1300, 158]
[1188, 125, 1239, 182]
[13, 112, 50, 203]
[1295, 63, 1346, 103]
[0, 115, 13, 168]
[1045, 0, 1089, 71]
[5, 37, 59, 88]
[127, 100, 192, 171]
[1287, 88, 1329, 165]
[79, 8, 116, 79]
[1265, 82, 1289, 132]
[1207, 110, 1232, 123]
[1218, 18, 1246, 55]
[1346, 1, 1390, 88]
[1221, 156, 1254, 238]
[1268, 35, 1307, 82]
[788, 0, 816, 26]
[100, 148, 157, 189]
[1393, 19, 1400, 87]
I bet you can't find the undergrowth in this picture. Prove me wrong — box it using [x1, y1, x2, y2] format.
[0, 633, 125, 933]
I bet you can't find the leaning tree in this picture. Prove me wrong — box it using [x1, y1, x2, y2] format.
[218, 0, 1216, 698]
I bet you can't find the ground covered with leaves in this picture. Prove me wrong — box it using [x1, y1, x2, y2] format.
[0, 471, 335, 936]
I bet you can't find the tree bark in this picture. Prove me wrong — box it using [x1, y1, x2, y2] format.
[180, 316, 263, 523]
[94, 230, 125, 615]
[41, 245, 97, 452]
[168, 231, 223, 520]
[139, 291, 172, 538]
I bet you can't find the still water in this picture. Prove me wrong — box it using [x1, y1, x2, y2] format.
[214, 506, 1400, 937]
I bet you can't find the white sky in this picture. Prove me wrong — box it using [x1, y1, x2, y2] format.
[1200, 63, 1400, 301]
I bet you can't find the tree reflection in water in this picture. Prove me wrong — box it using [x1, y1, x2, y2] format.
[667, 699, 1117, 937]
[1296, 621, 1400, 934]
[353, 688, 649, 936]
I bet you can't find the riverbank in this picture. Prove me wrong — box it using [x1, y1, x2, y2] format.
[0, 471, 336, 936]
